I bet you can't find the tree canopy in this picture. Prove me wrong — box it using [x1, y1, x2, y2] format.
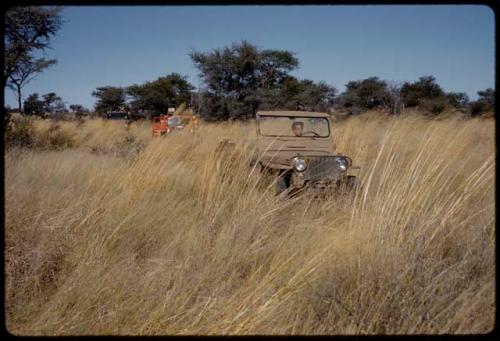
[258, 77, 337, 112]
[23, 91, 66, 117]
[400, 76, 445, 108]
[23, 93, 45, 116]
[4, 6, 63, 113]
[190, 41, 336, 121]
[84, 41, 493, 120]
[92, 86, 127, 114]
[127, 73, 194, 114]
[470, 88, 495, 116]
[335, 77, 392, 115]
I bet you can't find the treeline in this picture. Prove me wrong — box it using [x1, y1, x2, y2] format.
[3, 6, 494, 121]
[13, 74, 193, 119]
[91, 73, 194, 118]
[89, 42, 336, 120]
[335, 75, 494, 117]
[188, 41, 493, 119]
[12, 40, 495, 120]
[89, 41, 494, 120]
[4, 93, 91, 119]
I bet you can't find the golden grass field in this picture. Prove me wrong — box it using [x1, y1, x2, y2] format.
[4, 111, 495, 335]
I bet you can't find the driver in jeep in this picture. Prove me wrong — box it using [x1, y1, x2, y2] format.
[291, 121, 304, 137]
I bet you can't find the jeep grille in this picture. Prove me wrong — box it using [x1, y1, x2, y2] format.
[303, 156, 344, 181]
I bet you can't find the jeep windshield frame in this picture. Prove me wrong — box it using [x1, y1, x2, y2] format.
[257, 115, 331, 138]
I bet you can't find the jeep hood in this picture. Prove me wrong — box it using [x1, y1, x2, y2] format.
[257, 136, 334, 168]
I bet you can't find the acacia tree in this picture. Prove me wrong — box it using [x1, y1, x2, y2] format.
[92, 86, 126, 114]
[42, 92, 65, 113]
[259, 77, 336, 112]
[334, 77, 390, 115]
[7, 55, 57, 113]
[69, 104, 88, 116]
[5, 6, 63, 113]
[23, 91, 65, 116]
[23, 93, 45, 116]
[400, 76, 445, 108]
[190, 41, 299, 121]
[127, 73, 194, 114]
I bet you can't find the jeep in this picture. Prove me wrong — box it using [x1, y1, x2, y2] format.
[254, 110, 359, 196]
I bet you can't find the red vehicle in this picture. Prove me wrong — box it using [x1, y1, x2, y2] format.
[152, 111, 200, 137]
[152, 115, 171, 137]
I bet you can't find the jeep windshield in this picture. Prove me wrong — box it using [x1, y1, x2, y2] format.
[258, 116, 330, 137]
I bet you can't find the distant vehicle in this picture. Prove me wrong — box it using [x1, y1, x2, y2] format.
[106, 111, 129, 120]
[152, 115, 171, 137]
[151, 108, 199, 137]
[167, 115, 184, 129]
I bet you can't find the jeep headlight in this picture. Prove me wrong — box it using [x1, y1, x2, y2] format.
[336, 157, 349, 171]
[291, 157, 307, 172]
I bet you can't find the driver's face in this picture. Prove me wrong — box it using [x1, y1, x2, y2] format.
[292, 124, 303, 137]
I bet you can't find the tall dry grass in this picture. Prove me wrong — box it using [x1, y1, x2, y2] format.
[5, 113, 495, 335]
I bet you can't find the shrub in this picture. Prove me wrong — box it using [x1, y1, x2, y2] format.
[469, 88, 495, 117]
[35, 123, 75, 150]
[469, 101, 487, 117]
[111, 134, 145, 160]
[5, 116, 34, 147]
[419, 97, 449, 116]
[446, 92, 469, 109]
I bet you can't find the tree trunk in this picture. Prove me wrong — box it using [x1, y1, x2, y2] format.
[16, 84, 23, 114]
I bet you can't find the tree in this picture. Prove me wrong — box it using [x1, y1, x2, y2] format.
[92, 86, 126, 114]
[69, 104, 83, 112]
[69, 104, 88, 114]
[23, 93, 45, 116]
[42, 92, 65, 113]
[23, 92, 67, 117]
[190, 41, 299, 121]
[399, 76, 449, 115]
[400, 76, 445, 108]
[469, 88, 495, 116]
[262, 77, 336, 112]
[295, 80, 336, 112]
[69, 104, 89, 119]
[127, 73, 194, 114]
[7, 55, 57, 113]
[5, 6, 63, 113]
[477, 88, 495, 107]
[446, 92, 469, 109]
[335, 77, 390, 115]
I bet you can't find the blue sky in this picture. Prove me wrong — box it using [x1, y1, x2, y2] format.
[4, 5, 495, 109]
